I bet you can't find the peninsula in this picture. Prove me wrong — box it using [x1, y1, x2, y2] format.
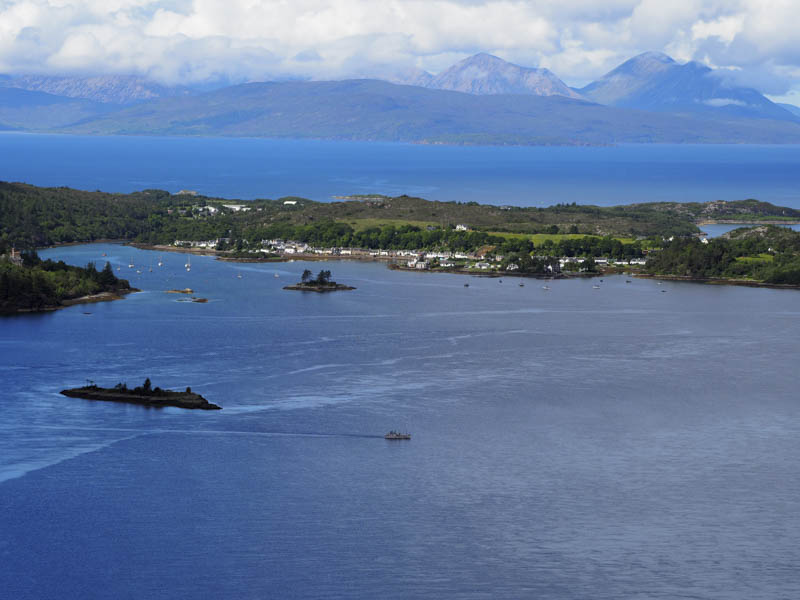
[0, 249, 135, 314]
[61, 379, 222, 410]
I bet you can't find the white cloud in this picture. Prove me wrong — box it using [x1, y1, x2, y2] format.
[0, 0, 797, 97]
[704, 97, 746, 107]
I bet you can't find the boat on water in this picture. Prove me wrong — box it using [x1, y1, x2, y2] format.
[384, 431, 411, 440]
[186, 256, 191, 272]
[519, 283, 524, 287]
[464, 283, 469, 287]
[542, 285, 550, 290]
[128, 258, 134, 268]
[592, 285, 601, 289]
[274, 273, 280, 278]
[236, 274, 243, 279]
[158, 256, 163, 267]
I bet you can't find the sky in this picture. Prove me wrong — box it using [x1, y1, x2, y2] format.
[1, 0, 799, 103]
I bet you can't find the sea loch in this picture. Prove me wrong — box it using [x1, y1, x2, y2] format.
[2, 243, 799, 599]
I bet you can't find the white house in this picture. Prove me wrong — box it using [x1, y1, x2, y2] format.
[283, 200, 298, 206]
[223, 204, 249, 212]
[455, 224, 470, 231]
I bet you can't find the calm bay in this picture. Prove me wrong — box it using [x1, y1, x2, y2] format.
[2, 243, 800, 599]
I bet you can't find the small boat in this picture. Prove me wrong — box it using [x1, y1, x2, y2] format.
[158, 257, 163, 267]
[236, 274, 243, 279]
[464, 283, 469, 287]
[128, 258, 134, 268]
[384, 431, 411, 440]
[498, 279, 502, 283]
[186, 256, 191, 272]
[626, 280, 632, 283]
[661, 289, 667, 293]
[136, 270, 142, 274]
[519, 283, 524, 287]
[592, 285, 601, 289]
[542, 285, 550, 290]
[101, 252, 107, 257]
[116, 267, 121, 271]
[274, 273, 280, 278]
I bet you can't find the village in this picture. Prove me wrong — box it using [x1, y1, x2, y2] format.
[170, 235, 649, 275]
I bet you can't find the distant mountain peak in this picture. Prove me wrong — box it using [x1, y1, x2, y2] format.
[632, 51, 676, 64]
[580, 51, 798, 122]
[427, 53, 583, 99]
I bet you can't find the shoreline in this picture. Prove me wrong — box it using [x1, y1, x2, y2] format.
[697, 220, 800, 226]
[6, 288, 140, 315]
[38, 240, 800, 291]
[634, 273, 800, 290]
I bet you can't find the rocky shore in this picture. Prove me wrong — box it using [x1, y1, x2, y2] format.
[60, 385, 222, 410]
[635, 273, 800, 290]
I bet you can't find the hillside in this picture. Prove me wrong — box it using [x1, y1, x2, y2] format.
[0, 87, 116, 130]
[0, 74, 191, 105]
[57, 79, 800, 145]
[5, 181, 800, 251]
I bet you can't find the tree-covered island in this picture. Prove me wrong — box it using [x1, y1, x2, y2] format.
[284, 269, 355, 292]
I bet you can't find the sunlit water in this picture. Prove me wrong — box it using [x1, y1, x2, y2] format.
[2, 133, 800, 206]
[2, 244, 800, 599]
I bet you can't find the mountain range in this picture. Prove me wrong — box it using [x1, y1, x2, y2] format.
[1, 52, 799, 144]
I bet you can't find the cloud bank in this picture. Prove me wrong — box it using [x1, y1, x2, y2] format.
[0, 0, 798, 99]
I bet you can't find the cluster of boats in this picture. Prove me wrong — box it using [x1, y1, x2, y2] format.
[115, 255, 167, 274]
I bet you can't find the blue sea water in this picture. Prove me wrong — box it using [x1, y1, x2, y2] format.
[2, 244, 800, 599]
[701, 223, 800, 238]
[2, 133, 800, 206]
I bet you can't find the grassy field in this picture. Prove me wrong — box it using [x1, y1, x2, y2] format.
[488, 231, 639, 245]
[335, 221, 647, 248]
[735, 253, 775, 263]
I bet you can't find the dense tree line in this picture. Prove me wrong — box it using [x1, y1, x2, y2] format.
[496, 235, 644, 259]
[0, 252, 131, 313]
[0, 182, 247, 248]
[646, 227, 800, 284]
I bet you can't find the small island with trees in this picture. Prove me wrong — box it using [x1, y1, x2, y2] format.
[60, 378, 222, 410]
[283, 269, 355, 292]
